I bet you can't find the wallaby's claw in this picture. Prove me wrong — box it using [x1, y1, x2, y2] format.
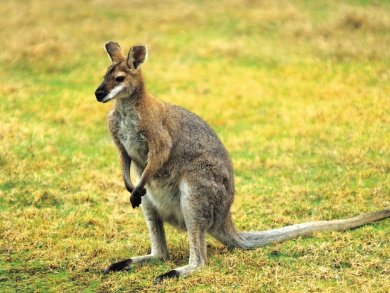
[103, 259, 133, 274]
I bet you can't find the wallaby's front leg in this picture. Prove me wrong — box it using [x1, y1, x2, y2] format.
[130, 131, 172, 208]
[119, 148, 135, 193]
[108, 113, 136, 194]
[104, 201, 169, 274]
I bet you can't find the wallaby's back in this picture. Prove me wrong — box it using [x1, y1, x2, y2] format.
[162, 104, 234, 195]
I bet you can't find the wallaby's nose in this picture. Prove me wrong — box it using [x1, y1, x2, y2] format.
[95, 89, 107, 102]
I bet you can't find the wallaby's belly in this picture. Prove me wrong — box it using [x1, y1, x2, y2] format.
[146, 181, 186, 230]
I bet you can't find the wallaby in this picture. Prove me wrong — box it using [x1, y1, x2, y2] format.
[95, 41, 390, 284]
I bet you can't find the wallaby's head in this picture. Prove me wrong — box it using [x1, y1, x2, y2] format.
[95, 42, 148, 103]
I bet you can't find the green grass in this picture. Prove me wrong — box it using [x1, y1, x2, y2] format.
[1, 0, 389, 292]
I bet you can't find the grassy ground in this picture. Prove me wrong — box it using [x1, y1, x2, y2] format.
[1, 0, 389, 292]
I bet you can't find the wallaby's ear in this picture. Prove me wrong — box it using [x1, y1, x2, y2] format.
[104, 41, 125, 63]
[127, 45, 148, 71]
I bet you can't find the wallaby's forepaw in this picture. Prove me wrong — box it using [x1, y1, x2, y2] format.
[103, 259, 133, 274]
[130, 186, 146, 208]
[130, 194, 142, 208]
[153, 269, 180, 284]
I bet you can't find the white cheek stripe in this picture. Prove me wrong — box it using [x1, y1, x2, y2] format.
[102, 84, 124, 102]
[144, 47, 148, 63]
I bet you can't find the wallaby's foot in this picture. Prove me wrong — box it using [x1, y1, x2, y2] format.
[153, 264, 203, 284]
[104, 254, 167, 275]
[153, 269, 180, 284]
[103, 259, 132, 274]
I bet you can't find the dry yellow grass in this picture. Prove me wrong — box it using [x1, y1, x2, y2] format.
[1, 0, 389, 292]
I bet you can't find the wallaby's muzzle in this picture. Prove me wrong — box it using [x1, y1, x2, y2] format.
[95, 85, 108, 102]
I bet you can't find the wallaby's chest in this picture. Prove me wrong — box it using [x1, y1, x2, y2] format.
[116, 112, 148, 167]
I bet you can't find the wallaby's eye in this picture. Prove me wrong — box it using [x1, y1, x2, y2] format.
[115, 76, 125, 82]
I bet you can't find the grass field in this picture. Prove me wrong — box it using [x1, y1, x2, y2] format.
[1, 0, 389, 292]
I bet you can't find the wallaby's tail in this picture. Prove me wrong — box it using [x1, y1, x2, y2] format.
[213, 209, 390, 249]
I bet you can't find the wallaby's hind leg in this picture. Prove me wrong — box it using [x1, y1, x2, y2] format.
[104, 197, 169, 274]
[154, 221, 207, 283]
[142, 198, 170, 259]
[154, 180, 208, 283]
